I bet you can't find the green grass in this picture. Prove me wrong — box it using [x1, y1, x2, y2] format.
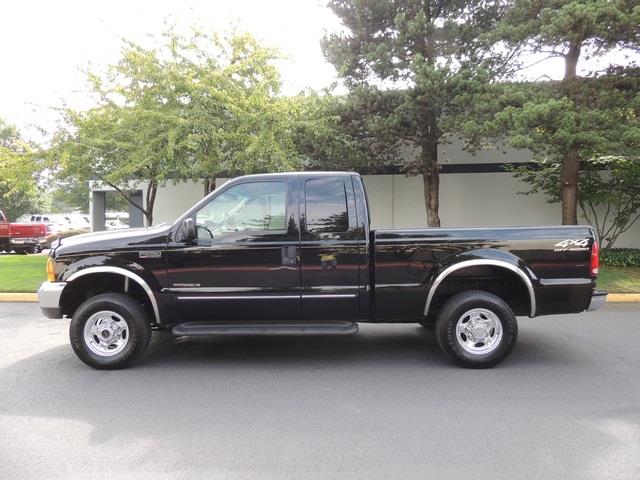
[0, 255, 638, 294]
[598, 266, 640, 294]
[0, 255, 47, 292]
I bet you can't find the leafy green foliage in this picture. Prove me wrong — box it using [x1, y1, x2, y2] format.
[322, 0, 510, 226]
[463, 68, 640, 158]
[49, 180, 90, 213]
[490, 0, 640, 224]
[52, 30, 303, 224]
[601, 249, 640, 267]
[292, 88, 402, 172]
[0, 118, 45, 220]
[511, 155, 640, 248]
[497, 0, 640, 60]
[462, 66, 640, 238]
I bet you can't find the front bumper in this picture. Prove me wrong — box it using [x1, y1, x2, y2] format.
[587, 289, 608, 312]
[37, 281, 67, 318]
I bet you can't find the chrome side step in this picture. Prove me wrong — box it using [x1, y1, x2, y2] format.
[171, 321, 359, 337]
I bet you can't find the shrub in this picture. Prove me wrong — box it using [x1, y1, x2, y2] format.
[600, 249, 640, 267]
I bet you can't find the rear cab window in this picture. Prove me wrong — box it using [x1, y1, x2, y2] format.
[304, 177, 349, 234]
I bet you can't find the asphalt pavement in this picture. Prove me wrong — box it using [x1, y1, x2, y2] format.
[0, 302, 639, 480]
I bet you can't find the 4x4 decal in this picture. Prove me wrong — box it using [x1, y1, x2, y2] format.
[554, 239, 590, 252]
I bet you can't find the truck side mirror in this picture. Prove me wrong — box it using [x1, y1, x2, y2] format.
[179, 218, 197, 243]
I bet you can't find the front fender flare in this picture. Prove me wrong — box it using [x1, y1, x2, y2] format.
[65, 266, 161, 324]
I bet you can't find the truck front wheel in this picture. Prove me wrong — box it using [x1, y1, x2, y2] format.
[435, 290, 518, 368]
[69, 293, 151, 370]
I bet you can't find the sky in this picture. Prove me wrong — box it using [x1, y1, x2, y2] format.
[0, 0, 636, 144]
[0, 0, 342, 142]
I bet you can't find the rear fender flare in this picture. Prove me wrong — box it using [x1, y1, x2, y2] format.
[424, 251, 537, 318]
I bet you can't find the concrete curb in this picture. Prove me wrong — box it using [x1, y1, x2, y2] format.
[0, 293, 38, 302]
[1, 292, 640, 303]
[607, 294, 640, 303]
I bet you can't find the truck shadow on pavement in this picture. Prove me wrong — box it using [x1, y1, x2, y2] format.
[143, 326, 445, 367]
[0, 325, 580, 450]
[141, 323, 577, 368]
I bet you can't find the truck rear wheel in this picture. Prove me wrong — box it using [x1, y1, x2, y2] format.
[69, 293, 151, 370]
[435, 290, 518, 368]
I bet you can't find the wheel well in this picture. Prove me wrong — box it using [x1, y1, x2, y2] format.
[60, 273, 156, 323]
[427, 265, 532, 318]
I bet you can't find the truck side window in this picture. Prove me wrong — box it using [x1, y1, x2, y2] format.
[305, 177, 348, 233]
[195, 181, 287, 240]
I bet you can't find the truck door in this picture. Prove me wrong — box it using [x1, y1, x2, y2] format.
[300, 176, 362, 320]
[166, 178, 301, 321]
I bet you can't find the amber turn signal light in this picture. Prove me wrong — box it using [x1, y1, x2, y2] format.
[46, 257, 56, 282]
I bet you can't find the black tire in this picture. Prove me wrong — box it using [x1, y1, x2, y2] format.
[435, 290, 518, 368]
[69, 293, 151, 370]
[13, 245, 37, 254]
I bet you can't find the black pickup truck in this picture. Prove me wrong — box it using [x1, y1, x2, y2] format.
[38, 172, 606, 369]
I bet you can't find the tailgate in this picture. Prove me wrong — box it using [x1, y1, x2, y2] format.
[9, 223, 46, 237]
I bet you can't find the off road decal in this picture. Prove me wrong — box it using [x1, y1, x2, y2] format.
[554, 239, 590, 252]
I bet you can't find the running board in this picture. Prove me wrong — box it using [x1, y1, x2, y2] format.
[171, 321, 359, 337]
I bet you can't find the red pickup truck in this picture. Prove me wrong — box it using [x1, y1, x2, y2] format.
[0, 210, 47, 254]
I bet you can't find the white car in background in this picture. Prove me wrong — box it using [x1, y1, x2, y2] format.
[106, 219, 129, 230]
[28, 214, 70, 235]
[63, 214, 91, 230]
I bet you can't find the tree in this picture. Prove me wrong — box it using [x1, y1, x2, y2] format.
[49, 180, 90, 213]
[496, 0, 640, 224]
[0, 118, 44, 220]
[292, 88, 401, 172]
[460, 65, 640, 240]
[53, 31, 303, 225]
[322, 0, 509, 226]
[512, 156, 640, 248]
[177, 32, 303, 194]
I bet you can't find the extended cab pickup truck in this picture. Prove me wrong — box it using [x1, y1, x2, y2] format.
[38, 172, 607, 369]
[0, 210, 47, 254]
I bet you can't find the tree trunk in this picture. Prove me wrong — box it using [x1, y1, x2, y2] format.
[204, 177, 216, 195]
[144, 182, 157, 226]
[564, 42, 581, 80]
[560, 41, 582, 225]
[101, 178, 152, 226]
[421, 142, 440, 227]
[561, 148, 579, 225]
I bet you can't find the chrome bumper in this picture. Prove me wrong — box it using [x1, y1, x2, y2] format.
[9, 237, 47, 245]
[37, 281, 67, 318]
[587, 290, 608, 312]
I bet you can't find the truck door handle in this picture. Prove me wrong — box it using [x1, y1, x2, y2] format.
[281, 245, 298, 266]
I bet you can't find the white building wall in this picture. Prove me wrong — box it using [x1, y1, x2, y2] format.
[99, 136, 638, 247]
[361, 173, 640, 247]
[143, 173, 640, 248]
[151, 180, 206, 225]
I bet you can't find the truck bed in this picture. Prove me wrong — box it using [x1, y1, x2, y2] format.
[373, 226, 596, 321]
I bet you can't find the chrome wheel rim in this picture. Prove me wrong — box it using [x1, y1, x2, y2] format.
[83, 310, 129, 356]
[455, 308, 503, 355]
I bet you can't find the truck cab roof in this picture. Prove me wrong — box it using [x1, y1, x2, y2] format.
[224, 171, 359, 182]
